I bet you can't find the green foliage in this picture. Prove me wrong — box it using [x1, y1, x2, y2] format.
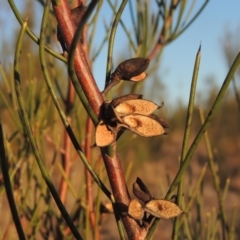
[0, 0, 240, 240]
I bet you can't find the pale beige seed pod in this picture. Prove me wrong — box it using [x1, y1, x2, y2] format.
[144, 199, 184, 219]
[114, 99, 160, 116]
[110, 94, 143, 108]
[95, 121, 116, 147]
[121, 114, 165, 137]
[128, 199, 144, 220]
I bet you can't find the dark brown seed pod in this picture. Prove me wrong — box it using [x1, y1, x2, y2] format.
[95, 121, 116, 147]
[128, 199, 144, 220]
[111, 94, 143, 108]
[136, 178, 152, 198]
[144, 199, 184, 219]
[114, 99, 159, 116]
[113, 58, 150, 81]
[133, 182, 152, 202]
[121, 114, 165, 137]
[149, 114, 171, 128]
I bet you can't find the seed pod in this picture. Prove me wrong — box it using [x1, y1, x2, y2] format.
[115, 99, 159, 116]
[111, 94, 143, 108]
[121, 114, 165, 137]
[128, 199, 144, 220]
[95, 121, 116, 147]
[113, 58, 150, 81]
[149, 114, 171, 129]
[144, 199, 184, 219]
[133, 177, 153, 202]
[100, 202, 113, 213]
[133, 182, 152, 202]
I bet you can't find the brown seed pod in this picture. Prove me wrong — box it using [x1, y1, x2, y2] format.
[149, 114, 171, 128]
[128, 199, 144, 220]
[121, 114, 165, 137]
[113, 58, 150, 81]
[133, 182, 152, 202]
[111, 94, 143, 108]
[95, 121, 116, 147]
[130, 72, 147, 81]
[114, 99, 159, 116]
[144, 199, 184, 219]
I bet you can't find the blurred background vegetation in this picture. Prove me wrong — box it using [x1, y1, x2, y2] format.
[0, 0, 240, 239]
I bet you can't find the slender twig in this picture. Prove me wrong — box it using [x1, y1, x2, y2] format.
[84, 117, 96, 232]
[166, 51, 240, 198]
[146, 51, 240, 239]
[172, 44, 201, 239]
[229, 205, 237, 240]
[106, 0, 137, 52]
[54, 1, 148, 238]
[168, 0, 209, 42]
[14, 11, 83, 240]
[53, 0, 103, 115]
[8, 0, 66, 62]
[41, 1, 111, 200]
[104, 0, 129, 88]
[67, 0, 100, 124]
[148, 0, 209, 60]
[198, 107, 229, 239]
[59, 125, 72, 203]
[88, 0, 104, 53]
[0, 122, 26, 240]
[179, 163, 207, 228]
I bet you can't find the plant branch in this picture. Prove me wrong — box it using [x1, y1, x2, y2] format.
[40, 0, 111, 200]
[53, 1, 147, 238]
[104, 0, 129, 89]
[172, 44, 201, 239]
[0, 122, 26, 240]
[146, 50, 240, 239]
[53, 0, 103, 118]
[8, 0, 66, 62]
[14, 17, 83, 239]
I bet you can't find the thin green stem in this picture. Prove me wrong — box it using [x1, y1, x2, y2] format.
[88, 0, 103, 53]
[8, 0, 66, 63]
[172, 44, 201, 239]
[198, 107, 228, 239]
[166, 50, 240, 198]
[179, 163, 207, 228]
[168, 0, 209, 43]
[40, 0, 111, 200]
[146, 50, 240, 239]
[171, 0, 186, 34]
[0, 121, 26, 240]
[104, 0, 128, 88]
[107, 0, 136, 52]
[14, 11, 83, 240]
[68, 0, 99, 125]
[229, 205, 237, 240]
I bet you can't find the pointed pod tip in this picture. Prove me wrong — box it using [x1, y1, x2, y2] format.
[198, 42, 201, 52]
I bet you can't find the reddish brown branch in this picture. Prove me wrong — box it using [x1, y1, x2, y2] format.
[53, 0, 103, 116]
[52, 1, 146, 238]
[148, 10, 173, 60]
[102, 151, 147, 239]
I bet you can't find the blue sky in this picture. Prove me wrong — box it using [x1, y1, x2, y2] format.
[91, 0, 240, 107]
[2, 0, 240, 109]
[159, 0, 240, 106]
